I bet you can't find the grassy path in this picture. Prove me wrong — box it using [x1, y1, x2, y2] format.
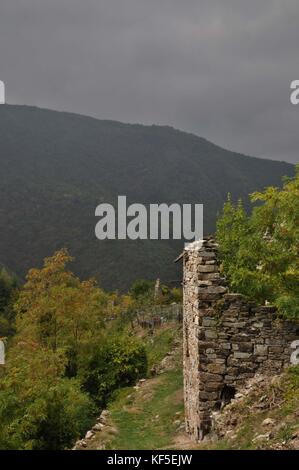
[84, 324, 191, 450]
[108, 367, 184, 449]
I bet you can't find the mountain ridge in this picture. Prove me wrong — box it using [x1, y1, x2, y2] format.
[0, 104, 294, 289]
[2, 103, 293, 165]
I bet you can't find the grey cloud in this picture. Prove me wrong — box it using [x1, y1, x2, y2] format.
[0, 0, 298, 162]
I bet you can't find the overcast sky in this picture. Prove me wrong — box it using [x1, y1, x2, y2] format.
[0, 0, 298, 163]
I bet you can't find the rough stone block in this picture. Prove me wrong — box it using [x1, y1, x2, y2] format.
[202, 318, 216, 327]
[205, 382, 223, 392]
[233, 352, 252, 359]
[199, 372, 223, 382]
[198, 251, 216, 258]
[205, 330, 218, 339]
[198, 265, 218, 273]
[207, 363, 226, 374]
[199, 391, 218, 401]
[254, 344, 268, 356]
[220, 342, 231, 350]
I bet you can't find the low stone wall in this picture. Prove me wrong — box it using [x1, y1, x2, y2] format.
[183, 237, 299, 441]
[136, 304, 183, 328]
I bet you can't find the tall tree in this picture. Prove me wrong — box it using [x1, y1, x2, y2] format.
[216, 166, 299, 319]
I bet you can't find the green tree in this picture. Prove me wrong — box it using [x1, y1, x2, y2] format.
[0, 249, 109, 449]
[216, 166, 299, 319]
[130, 279, 155, 301]
[14, 249, 108, 365]
[0, 343, 94, 450]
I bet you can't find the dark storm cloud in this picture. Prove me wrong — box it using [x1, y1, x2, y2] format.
[0, 0, 298, 162]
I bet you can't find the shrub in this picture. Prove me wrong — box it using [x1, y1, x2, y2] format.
[80, 334, 147, 407]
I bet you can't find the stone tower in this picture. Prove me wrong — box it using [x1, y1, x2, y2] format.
[0, 81, 5, 104]
[154, 278, 162, 299]
[183, 237, 299, 441]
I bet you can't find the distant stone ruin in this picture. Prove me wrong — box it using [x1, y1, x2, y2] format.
[0, 81, 5, 104]
[183, 237, 299, 441]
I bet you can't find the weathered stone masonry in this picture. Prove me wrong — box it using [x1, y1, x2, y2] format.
[183, 237, 299, 441]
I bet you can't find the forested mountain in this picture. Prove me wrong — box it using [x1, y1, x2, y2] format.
[0, 105, 294, 289]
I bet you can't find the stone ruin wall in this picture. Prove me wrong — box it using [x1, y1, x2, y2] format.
[183, 237, 299, 441]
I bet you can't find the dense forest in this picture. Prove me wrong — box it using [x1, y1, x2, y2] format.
[0, 170, 298, 450]
[0, 105, 294, 290]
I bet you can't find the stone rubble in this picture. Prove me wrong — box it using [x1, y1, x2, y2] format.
[73, 410, 111, 450]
